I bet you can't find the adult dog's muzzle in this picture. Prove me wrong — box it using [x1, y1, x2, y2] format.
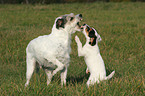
[76, 14, 83, 21]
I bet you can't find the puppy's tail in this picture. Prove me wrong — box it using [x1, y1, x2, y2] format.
[104, 70, 115, 80]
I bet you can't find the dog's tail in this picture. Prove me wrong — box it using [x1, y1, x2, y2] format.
[104, 70, 115, 80]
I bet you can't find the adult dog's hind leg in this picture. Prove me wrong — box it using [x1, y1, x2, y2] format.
[60, 66, 67, 87]
[25, 53, 36, 87]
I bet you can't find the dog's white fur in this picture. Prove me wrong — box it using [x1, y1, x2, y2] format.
[25, 13, 82, 87]
[75, 24, 115, 87]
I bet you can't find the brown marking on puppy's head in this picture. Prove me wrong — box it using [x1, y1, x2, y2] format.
[85, 25, 97, 46]
[82, 24, 102, 46]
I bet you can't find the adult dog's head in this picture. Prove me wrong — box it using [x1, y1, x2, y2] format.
[53, 13, 83, 34]
[81, 24, 102, 46]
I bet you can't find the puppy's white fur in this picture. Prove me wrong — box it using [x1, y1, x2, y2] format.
[75, 24, 115, 87]
[25, 13, 82, 87]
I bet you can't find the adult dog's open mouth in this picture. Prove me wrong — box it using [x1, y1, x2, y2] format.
[76, 14, 83, 29]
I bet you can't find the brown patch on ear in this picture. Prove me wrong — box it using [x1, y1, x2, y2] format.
[89, 28, 92, 32]
[85, 28, 89, 36]
[85, 26, 93, 37]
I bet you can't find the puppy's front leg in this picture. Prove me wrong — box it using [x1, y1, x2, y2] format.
[75, 35, 84, 56]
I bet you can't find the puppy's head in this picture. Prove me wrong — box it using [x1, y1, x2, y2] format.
[54, 13, 83, 33]
[82, 24, 102, 46]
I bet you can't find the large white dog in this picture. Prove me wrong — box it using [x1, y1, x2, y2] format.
[25, 13, 83, 87]
[75, 24, 115, 87]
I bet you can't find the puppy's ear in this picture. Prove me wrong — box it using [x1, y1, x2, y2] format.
[92, 27, 102, 43]
[97, 34, 102, 42]
[88, 29, 94, 38]
[56, 19, 64, 29]
[88, 29, 97, 46]
[89, 37, 97, 46]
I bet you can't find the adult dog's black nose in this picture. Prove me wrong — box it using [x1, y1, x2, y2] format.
[79, 14, 82, 17]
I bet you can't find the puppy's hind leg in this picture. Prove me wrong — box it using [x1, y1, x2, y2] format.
[86, 75, 93, 88]
[25, 53, 36, 87]
[86, 67, 90, 74]
[86, 75, 98, 88]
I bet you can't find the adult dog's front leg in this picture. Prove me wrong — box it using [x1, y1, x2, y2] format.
[52, 59, 65, 76]
[75, 35, 84, 56]
[45, 69, 53, 85]
[46, 58, 65, 76]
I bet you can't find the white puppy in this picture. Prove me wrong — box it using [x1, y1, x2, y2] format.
[25, 13, 83, 87]
[75, 24, 115, 87]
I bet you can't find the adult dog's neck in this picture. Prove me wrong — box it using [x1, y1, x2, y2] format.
[51, 27, 72, 37]
[51, 27, 73, 47]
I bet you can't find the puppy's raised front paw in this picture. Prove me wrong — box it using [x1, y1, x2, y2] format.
[86, 68, 90, 74]
[75, 35, 80, 43]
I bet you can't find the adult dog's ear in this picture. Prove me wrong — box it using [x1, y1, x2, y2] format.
[56, 19, 64, 29]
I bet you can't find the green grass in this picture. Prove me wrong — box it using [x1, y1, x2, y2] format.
[0, 2, 145, 95]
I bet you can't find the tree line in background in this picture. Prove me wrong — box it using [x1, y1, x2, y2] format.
[0, 0, 144, 4]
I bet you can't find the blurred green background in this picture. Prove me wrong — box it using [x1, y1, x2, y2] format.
[0, 0, 144, 4]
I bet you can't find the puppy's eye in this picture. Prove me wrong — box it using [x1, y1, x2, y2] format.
[70, 17, 74, 21]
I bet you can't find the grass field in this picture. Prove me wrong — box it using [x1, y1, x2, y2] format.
[0, 2, 145, 95]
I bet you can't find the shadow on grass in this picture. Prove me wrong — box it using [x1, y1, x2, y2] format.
[67, 73, 89, 85]
[67, 69, 119, 85]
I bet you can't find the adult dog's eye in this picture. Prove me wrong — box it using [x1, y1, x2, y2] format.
[70, 17, 74, 21]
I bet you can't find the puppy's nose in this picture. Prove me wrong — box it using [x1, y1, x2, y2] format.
[79, 14, 82, 17]
[83, 24, 86, 26]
